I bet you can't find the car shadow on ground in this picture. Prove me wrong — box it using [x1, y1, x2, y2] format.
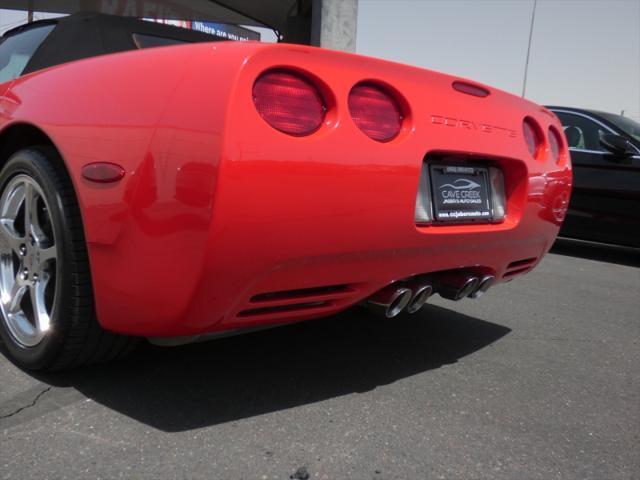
[6, 304, 510, 432]
[551, 237, 640, 268]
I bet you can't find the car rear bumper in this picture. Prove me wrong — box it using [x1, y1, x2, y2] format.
[88, 141, 569, 337]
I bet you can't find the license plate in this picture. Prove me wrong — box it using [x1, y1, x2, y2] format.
[430, 164, 492, 223]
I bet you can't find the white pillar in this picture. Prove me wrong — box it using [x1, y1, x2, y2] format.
[312, 0, 358, 52]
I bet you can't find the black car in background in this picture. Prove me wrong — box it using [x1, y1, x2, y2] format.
[547, 107, 640, 248]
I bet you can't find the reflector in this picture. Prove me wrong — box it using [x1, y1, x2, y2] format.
[81, 163, 125, 183]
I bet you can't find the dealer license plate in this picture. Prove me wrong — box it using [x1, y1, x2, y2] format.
[430, 165, 492, 223]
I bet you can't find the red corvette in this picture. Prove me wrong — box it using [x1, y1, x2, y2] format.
[0, 13, 571, 370]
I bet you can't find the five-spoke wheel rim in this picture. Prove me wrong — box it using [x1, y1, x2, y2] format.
[0, 175, 58, 347]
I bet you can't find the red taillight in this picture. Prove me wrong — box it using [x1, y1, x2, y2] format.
[253, 69, 325, 136]
[348, 82, 402, 142]
[523, 118, 540, 158]
[548, 127, 562, 162]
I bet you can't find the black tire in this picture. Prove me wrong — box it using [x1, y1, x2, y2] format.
[0, 147, 136, 371]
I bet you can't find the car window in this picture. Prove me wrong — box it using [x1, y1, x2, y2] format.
[596, 111, 640, 142]
[0, 24, 55, 83]
[555, 111, 609, 152]
[132, 33, 190, 49]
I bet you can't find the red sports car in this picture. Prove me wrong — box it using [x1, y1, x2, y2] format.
[0, 13, 572, 370]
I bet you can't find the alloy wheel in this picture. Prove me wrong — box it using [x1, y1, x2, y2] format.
[0, 174, 59, 347]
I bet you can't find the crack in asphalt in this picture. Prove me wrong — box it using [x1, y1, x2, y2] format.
[0, 386, 52, 419]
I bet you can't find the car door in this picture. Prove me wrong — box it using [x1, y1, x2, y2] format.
[553, 109, 640, 247]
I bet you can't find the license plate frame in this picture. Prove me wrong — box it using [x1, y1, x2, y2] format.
[429, 164, 493, 223]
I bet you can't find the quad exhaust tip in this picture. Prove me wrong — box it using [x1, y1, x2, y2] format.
[469, 275, 495, 299]
[367, 285, 413, 318]
[367, 272, 494, 318]
[437, 274, 480, 301]
[406, 284, 433, 314]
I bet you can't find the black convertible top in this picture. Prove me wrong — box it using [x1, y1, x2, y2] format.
[3, 12, 222, 75]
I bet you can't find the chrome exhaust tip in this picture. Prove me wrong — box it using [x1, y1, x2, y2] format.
[436, 274, 480, 301]
[367, 286, 413, 318]
[406, 284, 433, 314]
[469, 274, 495, 299]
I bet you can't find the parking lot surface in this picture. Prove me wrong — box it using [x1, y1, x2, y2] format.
[1, 241, 639, 479]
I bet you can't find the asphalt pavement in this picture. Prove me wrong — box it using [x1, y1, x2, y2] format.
[1, 239, 639, 479]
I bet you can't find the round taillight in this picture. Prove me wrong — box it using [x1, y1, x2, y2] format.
[348, 82, 402, 142]
[548, 127, 562, 162]
[523, 118, 540, 157]
[252, 69, 325, 136]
